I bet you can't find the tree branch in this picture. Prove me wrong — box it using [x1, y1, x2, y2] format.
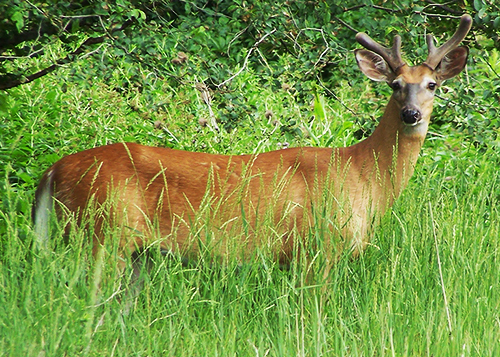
[0, 36, 104, 90]
[0, 19, 133, 91]
[216, 29, 277, 88]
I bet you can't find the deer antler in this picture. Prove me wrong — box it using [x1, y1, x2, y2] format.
[355, 32, 405, 72]
[424, 14, 472, 70]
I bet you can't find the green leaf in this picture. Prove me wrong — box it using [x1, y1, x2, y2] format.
[17, 171, 33, 185]
[494, 17, 500, 29]
[129, 9, 146, 21]
[11, 11, 24, 32]
[474, 0, 484, 11]
[45, 90, 58, 102]
[0, 92, 8, 113]
[478, 8, 488, 20]
[313, 90, 326, 122]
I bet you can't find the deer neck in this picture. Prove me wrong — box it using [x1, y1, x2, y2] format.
[352, 96, 429, 211]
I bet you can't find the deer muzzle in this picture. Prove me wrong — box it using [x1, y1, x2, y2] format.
[401, 106, 422, 126]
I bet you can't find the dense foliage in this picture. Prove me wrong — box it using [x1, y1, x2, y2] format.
[1, 1, 499, 132]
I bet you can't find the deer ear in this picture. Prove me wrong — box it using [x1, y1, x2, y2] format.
[435, 46, 469, 81]
[355, 49, 395, 82]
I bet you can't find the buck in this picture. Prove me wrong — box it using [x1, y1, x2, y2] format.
[32, 15, 472, 274]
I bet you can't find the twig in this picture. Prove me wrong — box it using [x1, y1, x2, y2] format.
[0, 36, 106, 90]
[0, 47, 45, 60]
[422, 0, 463, 15]
[316, 75, 358, 116]
[332, 16, 359, 34]
[343, 4, 401, 14]
[216, 28, 277, 88]
[196, 82, 219, 131]
[227, 25, 251, 57]
[300, 28, 330, 77]
[413, 11, 463, 20]
[0, 19, 133, 90]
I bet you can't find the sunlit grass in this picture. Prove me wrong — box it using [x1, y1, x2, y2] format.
[1, 147, 499, 356]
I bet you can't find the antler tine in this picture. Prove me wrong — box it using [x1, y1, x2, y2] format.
[355, 32, 405, 72]
[424, 14, 472, 70]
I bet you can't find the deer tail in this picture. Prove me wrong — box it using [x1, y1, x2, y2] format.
[32, 169, 55, 250]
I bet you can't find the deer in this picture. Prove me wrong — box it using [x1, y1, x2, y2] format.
[32, 15, 472, 278]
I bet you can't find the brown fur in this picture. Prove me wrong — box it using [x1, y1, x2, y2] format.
[33, 18, 470, 273]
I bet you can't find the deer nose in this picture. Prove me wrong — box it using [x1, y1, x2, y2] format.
[401, 107, 422, 125]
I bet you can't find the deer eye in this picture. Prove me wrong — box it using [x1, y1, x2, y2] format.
[391, 82, 402, 91]
[428, 82, 437, 90]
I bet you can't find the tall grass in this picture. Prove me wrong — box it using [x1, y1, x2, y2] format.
[1, 148, 499, 356]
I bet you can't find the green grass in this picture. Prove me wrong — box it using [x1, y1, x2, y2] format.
[1, 50, 500, 356]
[2, 158, 499, 356]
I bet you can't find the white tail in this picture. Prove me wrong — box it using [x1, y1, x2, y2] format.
[32, 15, 472, 270]
[32, 168, 54, 249]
